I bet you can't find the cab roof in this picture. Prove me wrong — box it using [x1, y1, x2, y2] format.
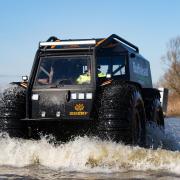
[39, 34, 139, 54]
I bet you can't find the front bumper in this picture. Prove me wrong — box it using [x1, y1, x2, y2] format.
[20, 117, 94, 140]
[21, 117, 93, 121]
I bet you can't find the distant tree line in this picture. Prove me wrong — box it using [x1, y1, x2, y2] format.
[160, 36, 180, 96]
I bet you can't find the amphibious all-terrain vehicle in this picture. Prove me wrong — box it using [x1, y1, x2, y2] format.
[0, 34, 165, 145]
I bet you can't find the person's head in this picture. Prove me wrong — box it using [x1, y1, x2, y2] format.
[84, 69, 90, 75]
[97, 65, 101, 69]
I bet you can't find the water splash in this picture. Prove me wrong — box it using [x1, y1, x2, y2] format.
[0, 83, 10, 94]
[0, 84, 180, 175]
[146, 121, 180, 151]
[0, 132, 179, 174]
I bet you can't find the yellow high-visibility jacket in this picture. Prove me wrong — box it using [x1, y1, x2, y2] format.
[76, 73, 91, 84]
[76, 71, 106, 84]
[98, 72, 106, 77]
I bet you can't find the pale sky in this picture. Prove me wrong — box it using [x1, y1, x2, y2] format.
[0, 0, 180, 83]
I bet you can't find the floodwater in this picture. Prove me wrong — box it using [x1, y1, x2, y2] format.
[0, 118, 179, 180]
[0, 83, 180, 179]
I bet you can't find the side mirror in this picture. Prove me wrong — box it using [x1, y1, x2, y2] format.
[22, 75, 28, 82]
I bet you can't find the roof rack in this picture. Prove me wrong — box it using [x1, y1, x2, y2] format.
[96, 34, 139, 53]
[39, 34, 139, 53]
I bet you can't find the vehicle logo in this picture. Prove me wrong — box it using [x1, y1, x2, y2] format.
[74, 104, 84, 111]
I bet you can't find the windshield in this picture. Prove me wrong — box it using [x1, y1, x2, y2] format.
[34, 56, 92, 87]
[97, 55, 126, 77]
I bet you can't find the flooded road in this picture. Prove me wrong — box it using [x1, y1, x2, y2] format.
[0, 118, 179, 180]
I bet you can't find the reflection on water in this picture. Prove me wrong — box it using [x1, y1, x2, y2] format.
[0, 118, 179, 179]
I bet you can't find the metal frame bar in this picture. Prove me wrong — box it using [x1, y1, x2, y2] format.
[111, 34, 139, 53]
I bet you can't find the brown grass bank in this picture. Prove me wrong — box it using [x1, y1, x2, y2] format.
[167, 94, 180, 117]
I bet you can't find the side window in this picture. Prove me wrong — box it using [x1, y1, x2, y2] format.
[97, 55, 126, 77]
[97, 57, 111, 75]
[112, 56, 126, 76]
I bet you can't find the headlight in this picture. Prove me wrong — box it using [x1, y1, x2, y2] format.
[32, 94, 39, 100]
[71, 93, 77, 99]
[71, 93, 92, 100]
[56, 111, 61, 117]
[78, 93, 85, 99]
[41, 111, 46, 117]
[86, 93, 92, 99]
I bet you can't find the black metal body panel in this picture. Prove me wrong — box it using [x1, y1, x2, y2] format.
[31, 88, 95, 120]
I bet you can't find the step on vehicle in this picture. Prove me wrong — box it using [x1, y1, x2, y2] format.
[0, 34, 167, 145]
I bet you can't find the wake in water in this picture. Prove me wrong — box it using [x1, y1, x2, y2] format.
[0, 127, 180, 175]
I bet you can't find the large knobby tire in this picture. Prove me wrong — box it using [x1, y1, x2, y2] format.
[0, 84, 27, 137]
[96, 81, 146, 146]
[145, 97, 164, 128]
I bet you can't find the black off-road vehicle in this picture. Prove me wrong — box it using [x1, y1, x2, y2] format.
[0, 34, 165, 145]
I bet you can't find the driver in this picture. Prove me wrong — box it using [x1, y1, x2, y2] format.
[76, 69, 91, 84]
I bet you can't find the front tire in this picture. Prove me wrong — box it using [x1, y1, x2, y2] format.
[0, 84, 27, 138]
[96, 81, 146, 146]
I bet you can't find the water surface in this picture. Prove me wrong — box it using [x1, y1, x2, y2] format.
[0, 83, 180, 179]
[0, 118, 179, 179]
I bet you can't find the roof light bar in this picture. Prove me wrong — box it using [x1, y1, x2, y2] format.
[40, 40, 96, 47]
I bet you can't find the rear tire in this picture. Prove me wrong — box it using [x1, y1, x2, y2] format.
[96, 81, 146, 146]
[0, 84, 27, 138]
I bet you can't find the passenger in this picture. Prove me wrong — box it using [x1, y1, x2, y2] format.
[76, 69, 91, 84]
[97, 65, 106, 77]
